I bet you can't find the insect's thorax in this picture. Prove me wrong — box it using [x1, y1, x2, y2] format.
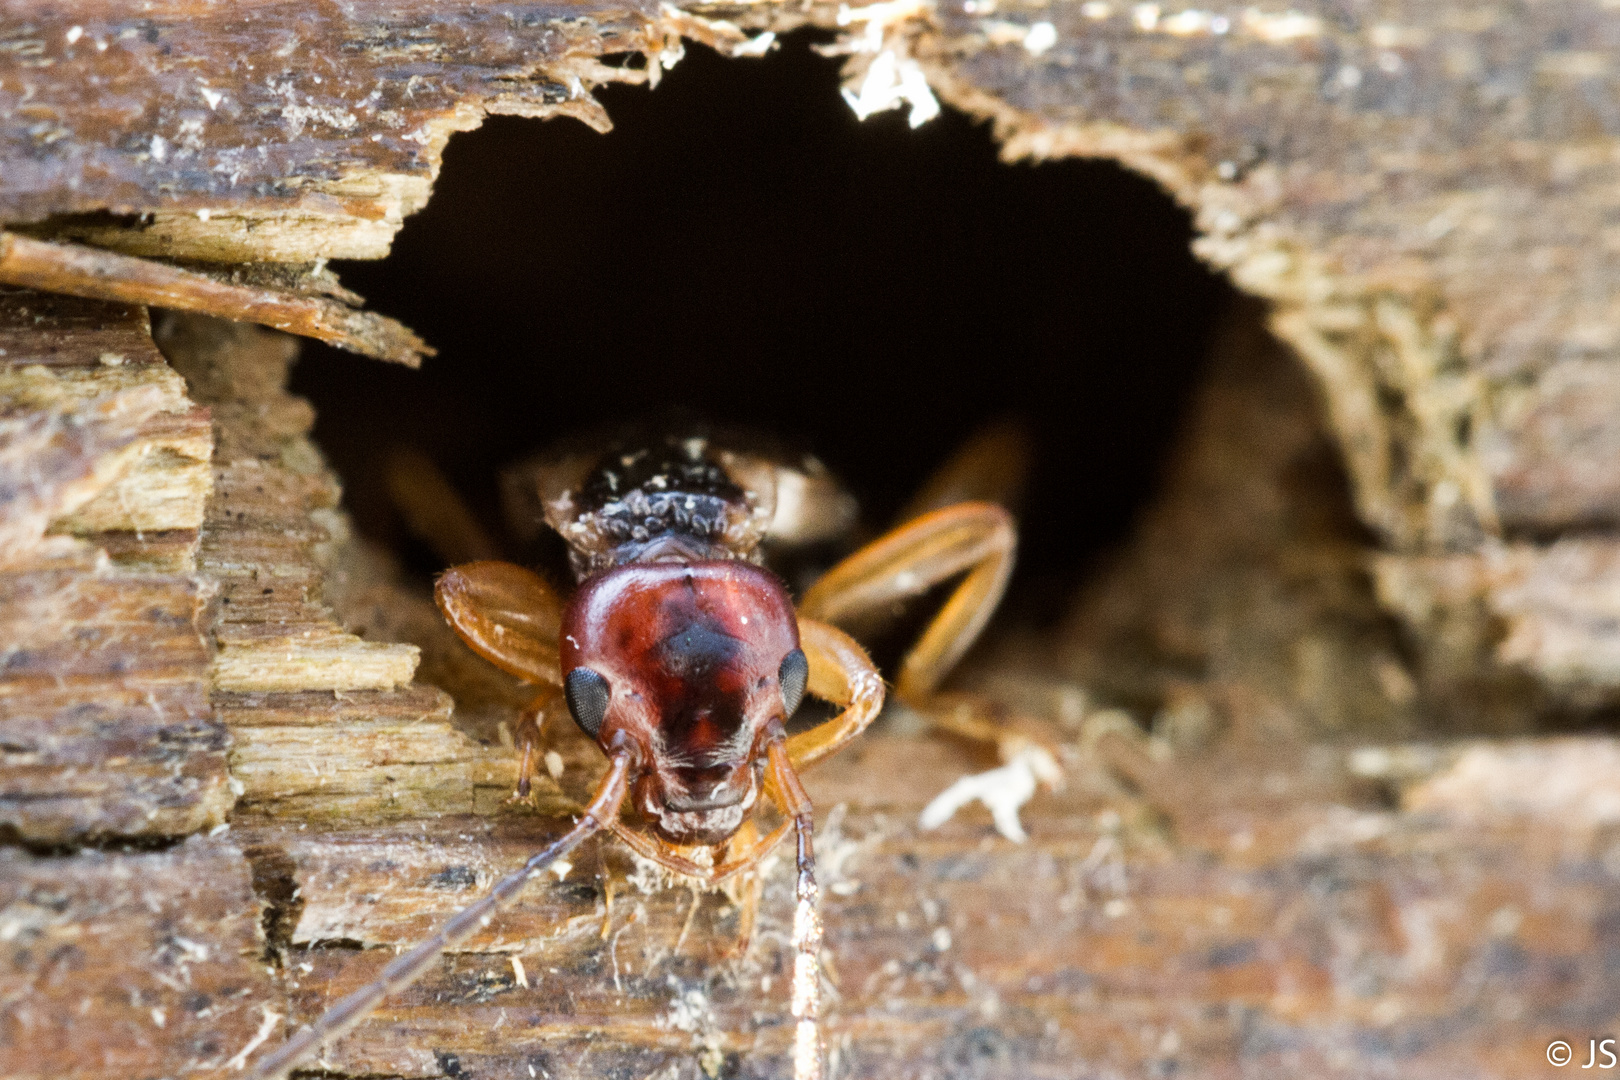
[540, 434, 801, 845]
[544, 435, 775, 580]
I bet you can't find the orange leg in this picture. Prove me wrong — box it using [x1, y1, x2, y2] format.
[781, 616, 886, 773]
[511, 686, 564, 798]
[799, 500, 1015, 716]
[436, 561, 569, 799]
[891, 418, 1032, 526]
[802, 421, 1027, 719]
[436, 560, 564, 686]
[610, 817, 796, 884]
[800, 430, 1061, 840]
[386, 448, 503, 566]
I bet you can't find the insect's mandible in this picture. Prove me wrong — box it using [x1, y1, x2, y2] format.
[250, 427, 1030, 1080]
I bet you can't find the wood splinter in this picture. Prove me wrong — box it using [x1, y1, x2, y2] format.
[0, 231, 434, 366]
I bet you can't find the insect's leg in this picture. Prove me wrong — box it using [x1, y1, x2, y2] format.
[608, 818, 795, 884]
[892, 418, 1033, 526]
[436, 562, 566, 799]
[610, 824, 698, 877]
[766, 738, 824, 1080]
[713, 820, 764, 958]
[803, 419, 1029, 708]
[512, 687, 563, 798]
[778, 617, 885, 773]
[385, 447, 503, 566]
[726, 869, 765, 959]
[799, 504, 1060, 841]
[799, 501, 1015, 709]
[246, 753, 632, 1080]
[436, 560, 564, 686]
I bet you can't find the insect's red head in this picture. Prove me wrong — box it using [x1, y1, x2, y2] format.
[559, 561, 808, 846]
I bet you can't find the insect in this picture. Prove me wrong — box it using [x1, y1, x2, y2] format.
[249, 425, 1033, 1080]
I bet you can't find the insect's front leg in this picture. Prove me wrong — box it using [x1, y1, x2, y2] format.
[512, 686, 564, 798]
[435, 560, 570, 798]
[799, 501, 1061, 840]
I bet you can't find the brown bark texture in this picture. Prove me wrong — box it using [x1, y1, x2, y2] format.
[4, 0, 1620, 707]
[0, 295, 1615, 1080]
[0, 292, 224, 845]
[0, 232, 433, 365]
[5, 1, 1620, 1079]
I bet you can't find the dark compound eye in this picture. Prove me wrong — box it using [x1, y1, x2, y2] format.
[779, 648, 809, 718]
[564, 667, 611, 739]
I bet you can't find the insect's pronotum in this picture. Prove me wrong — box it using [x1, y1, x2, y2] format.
[249, 425, 1037, 1080]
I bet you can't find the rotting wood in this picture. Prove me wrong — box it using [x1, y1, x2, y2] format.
[0, 233, 433, 366]
[222, 685, 510, 823]
[226, 732, 1620, 1080]
[150, 312, 564, 829]
[2, 278, 1619, 1080]
[4, 4, 1620, 1077]
[0, 291, 211, 567]
[0, 836, 282, 1080]
[0, 2, 749, 261]
[0, 293, 227, 845]
[9, 0, 1620, 709]
[1374, 538, 1620, 714]
[155, 313, 422, 694]
[1050, 299, 1434, 736]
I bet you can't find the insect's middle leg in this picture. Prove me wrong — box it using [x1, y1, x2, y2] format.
[799, 499, 1061, 840]
[799, 501, 1015, 731]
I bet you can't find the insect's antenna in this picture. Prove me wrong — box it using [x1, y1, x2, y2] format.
[246, 752, 632, 1080]
[766, 739, 824, 1080]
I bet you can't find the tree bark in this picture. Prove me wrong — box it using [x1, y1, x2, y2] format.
[7, 1, 1620, 1076]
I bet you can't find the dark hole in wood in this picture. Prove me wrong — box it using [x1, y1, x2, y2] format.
[290, 33, 1233, 622]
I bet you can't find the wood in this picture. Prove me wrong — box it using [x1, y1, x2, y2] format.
[0, 279, 1615, 1080]
[0, 232, 433, 366]
[0, 292, 210, 565]
[1053, 299, 1428, 735]
[0, 1, 747, 261]
[227, 732, 1620, 1080]
[154, 312, 505, 827]
[159, 313, 422, 694]
[222, 686, 510, 823]
[6, 2, 1620, 1077]
[0, 836, 283, 1079]
[0, 293, 226, 845]
[8, 0, 1620, 707]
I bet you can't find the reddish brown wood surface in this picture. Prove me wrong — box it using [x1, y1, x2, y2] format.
[1, 837, 281, 1079]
